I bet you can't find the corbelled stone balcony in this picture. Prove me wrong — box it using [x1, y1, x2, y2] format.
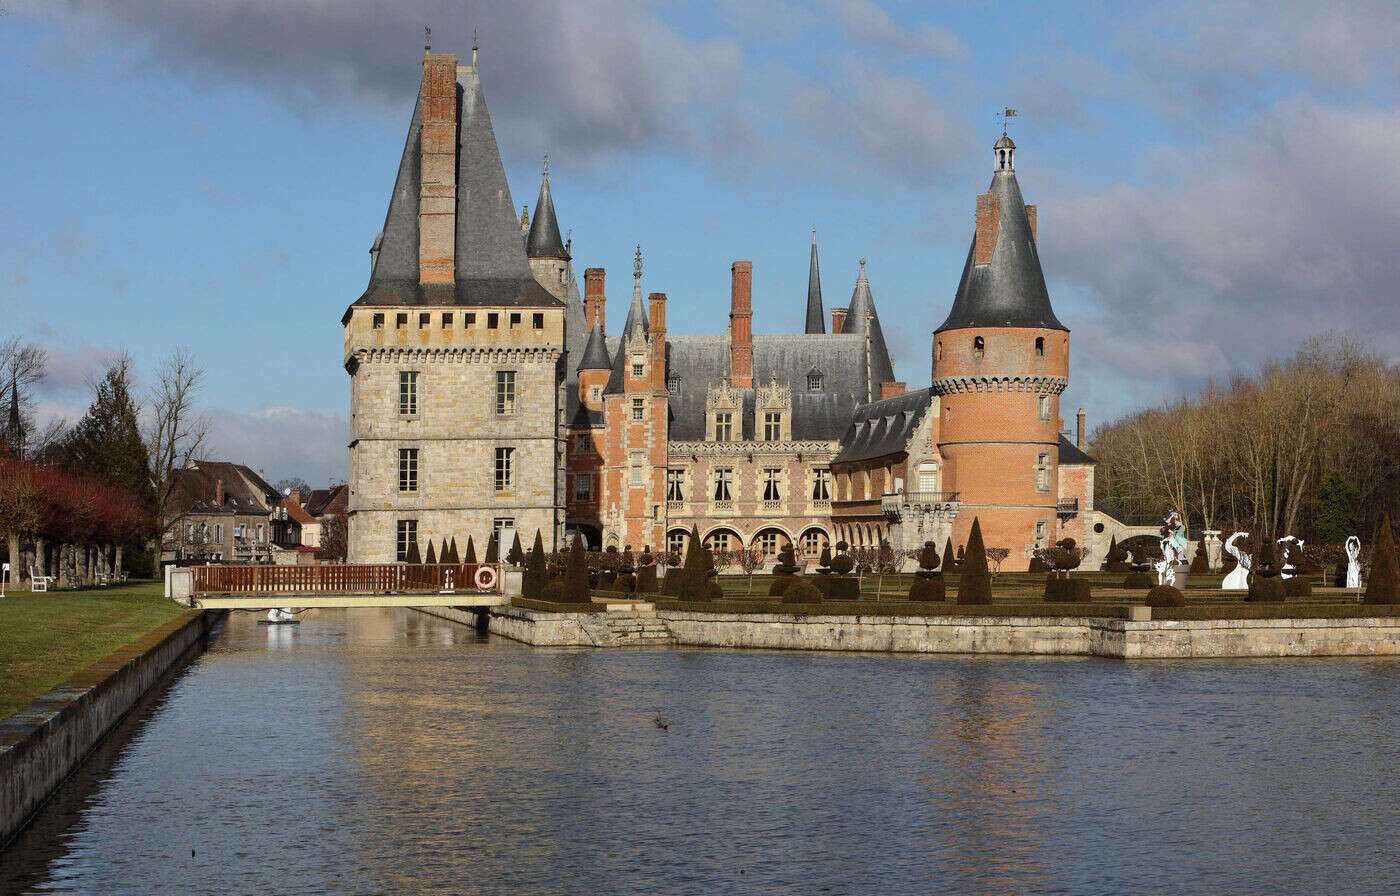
[880, 490, 960, 521]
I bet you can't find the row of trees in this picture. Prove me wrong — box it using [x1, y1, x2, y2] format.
[1, 338, 211, 585]
[1091, 335, 1400, 542]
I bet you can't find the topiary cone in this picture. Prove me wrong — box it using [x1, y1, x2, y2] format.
[942, 537, 956, 572]
[561, 533, 591, 604]
[507, 532, 525, 566]
[463, 535, 478, 566]
[1365, 513, 1400, 604]
[678, 525, 710, 602]
[425, 541, 437, 564]
[957, 517, 993, 604]
[406, 539, 421, 565]
[485, 531, 500, 564]
[524, 529, 547, 597]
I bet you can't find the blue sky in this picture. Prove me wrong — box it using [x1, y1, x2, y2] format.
[3, 1, 1398, 484]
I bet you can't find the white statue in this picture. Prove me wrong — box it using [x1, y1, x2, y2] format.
[1277, 536, 1304, 579]
[267, 607, 296, 623]
[1345, 536, 1361, 589]
[1222, 532, 1252, 590]
[1154, 552, 1176, 587]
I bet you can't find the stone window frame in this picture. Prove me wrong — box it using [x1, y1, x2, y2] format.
[1037, 394, 1052, 422]
[398, 447, 419, 493]
[1035, 453, 1050, 493]
[418, 312, 431, 328]
[762, 411, 782, 442]
[917, 462, 939, 493]
[509, 312, 522, 329]
[713, 411, 734, 442]
[667, 529, 687, 556]
[807, 372, 823, 391]
[632, 397, 645, 421]
[574, 432, 591, 454]
[494, 446, 515, 494]
[495, 370, 517, 416]
[631, 358, 645, 379]
[532, 313, 545, 329]
[398, 370, 419, 416]
[712, 466, 734, 502]
[492, 517, 516, 544]
[629, 452, 646, 488]
[810, 468, 832, 502]
[372, 312, 385, 329]
[754, 531, 780, 556]
[574, 472, 593, 502]
[666, 468, 686, 502]
[396, 312, 409, 329]
[396, 519, 418, 562]
[761, 467, 783, 502]
[800, 528, 827, 558]
[441, 312, 453, 328]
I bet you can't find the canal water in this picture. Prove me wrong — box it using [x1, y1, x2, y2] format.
[3, 609, 1398, 895]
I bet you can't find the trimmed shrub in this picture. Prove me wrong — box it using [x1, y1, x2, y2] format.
[909, 541, 945, 601]
[1122, 571, 1154, 589]
[506, 532, 525, 566]
[676, 525, 711, 602]
[406, 539, 422, 565]
[956, 517, 993, 604]
[1189, 539, 1209, 574]
[618, 546, 637, 593]
[830, 542, 855, 575]
[1247, 537, 1284, 602]
[1102, 535, 1126, 571]
[1028, 555, 1048, 573]
[1283, 576, 1312, 598]
[523, 530, 548, 597]
[1145, 584, 1185, 607]
[463, 536, 478, 566]
[769, 542, 801, 595]
[425, 541, 437, 564]
[561, 535, 592, 604]
[816, 545, 832, 574]
[1366, 513, 1400, 604]
[814, 576, 860, 600]
[636, 546, 658, 594]
[446, 538, 460, 564]
[783, 579, 822, 604]
[942, 538, 957, 572]
[485, 532, 500, 564]
[1044, 576, 1091, 602]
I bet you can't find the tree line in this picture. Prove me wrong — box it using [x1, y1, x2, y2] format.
[1090, 335, 1400, 544]
[1, 338, 209, 586]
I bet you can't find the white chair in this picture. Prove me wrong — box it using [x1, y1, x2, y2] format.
[30, 564, 55, 592]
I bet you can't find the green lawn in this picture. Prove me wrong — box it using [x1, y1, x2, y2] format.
[0, 580, 188, 720]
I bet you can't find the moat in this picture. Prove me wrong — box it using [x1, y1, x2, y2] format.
[4, 609, 1399, 895]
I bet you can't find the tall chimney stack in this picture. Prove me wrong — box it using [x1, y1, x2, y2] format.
[584, 268, 606, 332]
[974, 191, 1000, 266]
[831, 307, 848, 332]
[1076, 408, 1086, 450]
[418, 52, 458, 285]
[215, 478, 225, 506]
[649, 293, 667, 390]
[729, 262, 753, 389]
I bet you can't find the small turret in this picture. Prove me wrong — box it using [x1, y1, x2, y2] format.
[526, 155, 567, 260]
[805, 228, 824, 334]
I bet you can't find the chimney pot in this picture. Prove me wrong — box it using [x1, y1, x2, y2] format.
[831, 307, 848, 332]
[729, 262, 753, 388]
[584, 268, 606, 331]
[975, 192, 1000, 266]
[1076, 408, 1086, 451]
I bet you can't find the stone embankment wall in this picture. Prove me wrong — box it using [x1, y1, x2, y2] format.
[0, 611, 221, 848]
[484, 605, 1400, 659]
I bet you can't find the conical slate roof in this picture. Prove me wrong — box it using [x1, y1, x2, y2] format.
[526, 161, 568, 259]
[805, 231, 824, 334]
[577, 320, 612, 372]
[936, 166, 1065, 333]
[838, 259, 896, 389]
[344, 55, 559, 321]
[604, 249, 650, 394]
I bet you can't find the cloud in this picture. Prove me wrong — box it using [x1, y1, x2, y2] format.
[27, 0, 745, 166]
[827, 0, 966, 59]
[1044, 98, 1400, 409]
[205, 405, 349, 487]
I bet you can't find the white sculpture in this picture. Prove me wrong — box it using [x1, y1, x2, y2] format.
[1222, 532, 1252, 590]
[1154, 552, 1175, 587]
[1345, 536, 1361, 589]
[1277, 536, 1304, 579]
[267, 607, 296, 623]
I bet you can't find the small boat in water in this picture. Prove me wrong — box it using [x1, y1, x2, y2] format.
[258, 608, 301, 626]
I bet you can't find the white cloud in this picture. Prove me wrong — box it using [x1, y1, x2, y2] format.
[205, 405, 349, 487]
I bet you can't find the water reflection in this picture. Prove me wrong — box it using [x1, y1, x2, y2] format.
[3, 611, 1399, 895]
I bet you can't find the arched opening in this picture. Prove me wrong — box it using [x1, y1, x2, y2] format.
[799, 527, 829, 559]
[973, 336, 984, 360]
[703, 528, 741, 554]
[935, 341, 943, 362]
[666, 528, 690, 559]
[752, 527, 791, 560]
[1035, 336, 1044, 357]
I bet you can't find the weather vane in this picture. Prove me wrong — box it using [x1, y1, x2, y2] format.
[1000, 107, 1018, 135]
[424, 25, 431, 52]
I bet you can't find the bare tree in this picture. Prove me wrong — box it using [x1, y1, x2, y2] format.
[146, 348, 209, 552]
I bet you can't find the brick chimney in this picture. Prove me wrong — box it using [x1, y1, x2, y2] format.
[729, 261, 753, 389]
[975, 191, 1000, 266]
[418, 52, 458, 285]
[1076, 408, 1086, 450]
[879, 382, 906, 399]
[648, 293, 667, 390]
[1025, 204, 1037, 241]
[584, 268, 606, 332]
[831, 307, 848, 332]
[215, 478, 225, 505]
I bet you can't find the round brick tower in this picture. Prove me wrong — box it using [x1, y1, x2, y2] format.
[932, 135, 1068, 569]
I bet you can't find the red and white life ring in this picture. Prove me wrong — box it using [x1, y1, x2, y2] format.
[473, 565, 498, 591]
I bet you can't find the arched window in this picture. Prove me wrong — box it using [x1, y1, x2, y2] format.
[935, 341, 943, 362]
[1035, 336, 1044, 357]
[973, 336, 984, 360]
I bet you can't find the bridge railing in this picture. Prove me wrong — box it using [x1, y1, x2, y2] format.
[190, 563, 496, 595]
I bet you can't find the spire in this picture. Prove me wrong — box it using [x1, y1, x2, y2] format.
[526, 154, 567, 259]
[936, 134, 1064, 333]
[839, 258, 895, 390]
[576, 319, 612, 372]
[805, 228, 825, 334]
[604, 246, 649, 394]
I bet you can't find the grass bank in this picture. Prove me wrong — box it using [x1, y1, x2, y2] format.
[0, 581, 186, 720]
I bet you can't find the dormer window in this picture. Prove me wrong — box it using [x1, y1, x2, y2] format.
[807, 371, 823, 391]
[973, 336, 985, 359]
[667, 376, 681, 394]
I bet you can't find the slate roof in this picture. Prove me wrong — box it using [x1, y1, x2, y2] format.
[603, 274, 652, 394]
[832, 388, 934, 464]
[576, 320, 612, 371]
[526, 167, 568, 260]
[664, 333, 874, 441]
[1057, 433, 1096, 465]
[837, 261, 896, 388]
[167, 462, 281, 517]
[805, 233, 824, 334]
[936, 166, 1066, 333]
[345, 62, 560, 322]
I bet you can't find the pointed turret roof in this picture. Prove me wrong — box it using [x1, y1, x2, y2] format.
[805, 229, 824, 334]
[936, 142, 1065, 333]
[838, 259, 896, 389]
[604, 246, 649, 394]
[577, 320, 612, 372]
[526, 155, 568, 259]
[344, 50, 559, 322]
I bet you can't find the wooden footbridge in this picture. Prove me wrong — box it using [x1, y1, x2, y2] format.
[178, 563, 511, 610]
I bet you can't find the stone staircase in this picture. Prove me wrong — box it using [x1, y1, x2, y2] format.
[574, 608, 676, 647]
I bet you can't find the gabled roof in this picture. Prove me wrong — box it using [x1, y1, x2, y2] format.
[937, 166, 1065, 333]
[1057, 433, 1095, 465]
[279, 497, 316, 525]
[837, 260, 896, 389]
[167, 461, 281, 518]
[304, 484, 349, 518]
[833, 388, 934, 464]
[805, 232, 824, 334]
[345, 58, 560, 321]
